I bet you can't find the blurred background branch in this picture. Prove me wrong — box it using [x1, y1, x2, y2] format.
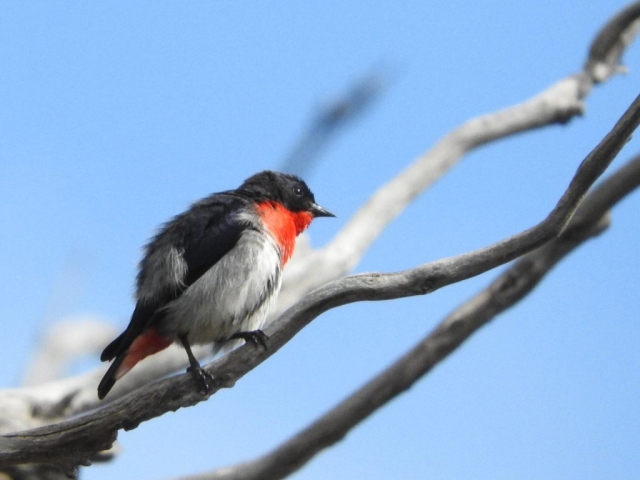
[279, 68, 390, 177]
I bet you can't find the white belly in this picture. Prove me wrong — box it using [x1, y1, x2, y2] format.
[159, 229, 282, 344]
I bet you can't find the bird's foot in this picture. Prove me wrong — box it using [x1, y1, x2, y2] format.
[187, 365, 216, 395]
[229, 329, 269, 349]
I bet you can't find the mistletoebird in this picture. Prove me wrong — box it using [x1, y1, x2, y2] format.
[98, 171, 334, 399]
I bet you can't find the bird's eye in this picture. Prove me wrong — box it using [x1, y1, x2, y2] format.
[293, 186, 303, 196]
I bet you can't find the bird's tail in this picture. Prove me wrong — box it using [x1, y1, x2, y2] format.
[98, 329, 172, 399]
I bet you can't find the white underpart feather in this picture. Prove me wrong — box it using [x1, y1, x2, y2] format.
[158, 228, 282, 345]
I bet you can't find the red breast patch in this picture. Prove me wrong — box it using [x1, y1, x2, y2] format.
[256, 201, 313, 265]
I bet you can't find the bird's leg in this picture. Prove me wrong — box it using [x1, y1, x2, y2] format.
[179, 334, 215, 394]
[228, 329, 269, 349]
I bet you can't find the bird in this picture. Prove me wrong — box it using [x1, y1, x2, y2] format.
[98, 170, 334, 399]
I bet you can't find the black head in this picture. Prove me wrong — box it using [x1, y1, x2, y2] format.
[239, 170, 334, 217]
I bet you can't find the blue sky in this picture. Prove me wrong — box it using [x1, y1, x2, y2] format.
[1, 2, 639, 479]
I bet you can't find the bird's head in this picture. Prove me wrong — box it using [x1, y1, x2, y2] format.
[240, 170, 335, 219]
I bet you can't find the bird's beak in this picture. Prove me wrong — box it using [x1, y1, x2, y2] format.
[310, 203, 336, 218]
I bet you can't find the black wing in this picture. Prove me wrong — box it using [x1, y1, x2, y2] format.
[180, 196, 250, 286]
[101, 193, 249, 362]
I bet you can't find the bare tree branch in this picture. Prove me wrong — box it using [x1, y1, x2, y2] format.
[276, 1, 640, 315]
[178, 151, 640, 480]
[0, 89, 638, 477]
